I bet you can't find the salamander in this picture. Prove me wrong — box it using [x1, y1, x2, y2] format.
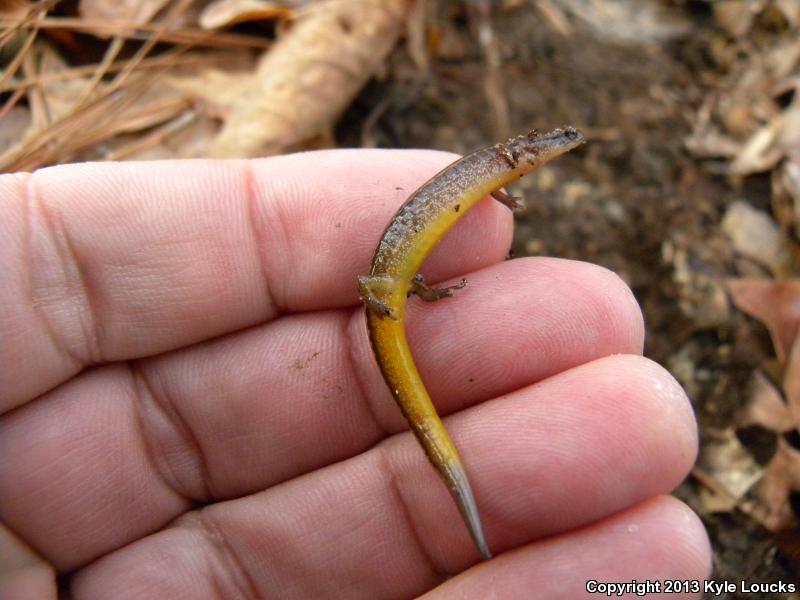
[358, 126, 585, 560]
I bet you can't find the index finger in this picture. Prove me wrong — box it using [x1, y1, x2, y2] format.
[1, 150, 513, 412]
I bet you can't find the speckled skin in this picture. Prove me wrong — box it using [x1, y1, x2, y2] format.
[358, 127, 585, 560]
[370, 145, 509, 283]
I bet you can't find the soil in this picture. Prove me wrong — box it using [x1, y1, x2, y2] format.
[339, 1, 798, 596]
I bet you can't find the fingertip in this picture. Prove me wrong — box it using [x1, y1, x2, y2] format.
[422, 496, 711, 599]
[652, 496, 713, 578]
[528, 257, 645, 356]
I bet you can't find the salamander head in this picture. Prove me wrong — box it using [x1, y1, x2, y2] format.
[504, 126, 585, 169]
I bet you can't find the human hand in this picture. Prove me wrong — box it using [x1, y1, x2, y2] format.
[0, 151, 710, 599]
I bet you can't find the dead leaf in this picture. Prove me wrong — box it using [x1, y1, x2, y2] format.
[167, 66, 254, 119]
[0, 0, 34, 18]
[743, 437, 800, 531]
[208, 0, 408, 158]
[79, 0, 170, 24]
[684, 129, 742, 159]
[728, 278, 800, 363]
[721, 200, 795, 277]
[765, 37, 800, 80]
[662, 236, 731, 329]
[775, 526, 800, 569]
[199, 0, 299, 29]
[782, 335, 800, 426]
[775, 0, 800, 27]
[713, 0, 761, 38]
[771, 157, 800, 240]
[685, 7, 800, 199]
[0, 106, 29, 149]
[730, 110, 787, 176]
[738, 370, 795, 433]
[730, 75, 800, 176]
[730, 340, 800, 533]
[534, 0, 574, 37]
[696, 427, 763, 513]
[0, 45, 248, 169]
[557, 0, 691, 43]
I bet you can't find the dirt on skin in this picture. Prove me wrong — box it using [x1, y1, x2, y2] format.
[339, 1, 798, 596]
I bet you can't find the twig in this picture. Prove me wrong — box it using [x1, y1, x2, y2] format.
[1, 52, 233, 93]
[0, 16, 272, 49]
[107, 111, 196, 160]
[467, 0, 510, 138]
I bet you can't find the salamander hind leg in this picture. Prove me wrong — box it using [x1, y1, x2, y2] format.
[410, 274, 467, 302]
[358, 275, 398, 319]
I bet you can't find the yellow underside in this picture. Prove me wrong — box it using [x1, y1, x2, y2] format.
[367, 311, 460, 466]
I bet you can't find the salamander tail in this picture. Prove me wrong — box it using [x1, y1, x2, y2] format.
[443, 459, 492, 560]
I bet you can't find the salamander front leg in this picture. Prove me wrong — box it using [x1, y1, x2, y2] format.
[410, 274, 467, 302]
[491, 189, 523, 211]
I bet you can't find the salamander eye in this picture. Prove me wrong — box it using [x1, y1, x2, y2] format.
[562, 125, 580, 140]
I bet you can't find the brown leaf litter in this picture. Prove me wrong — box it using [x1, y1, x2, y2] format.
[0, 0, 408, 168]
